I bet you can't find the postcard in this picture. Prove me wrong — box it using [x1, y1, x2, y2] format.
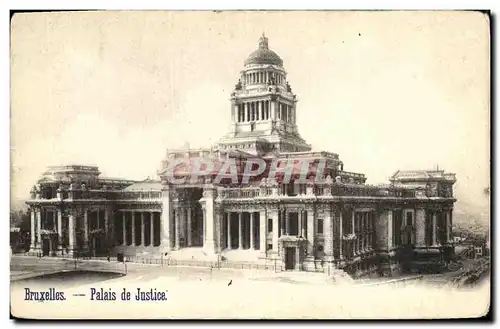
[10, 10, 490, 319]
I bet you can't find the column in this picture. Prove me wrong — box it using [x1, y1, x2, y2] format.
[246, 103, 250, 121]
[94, 210, 99, 253]
[140, 212, 145, 246]
[203, 188, 216, 253]
[271, 209, 279, 253]
[387, 210, 393, 250]
[445, 210, 450, 243]
[300, 211, 305, 237]
[449, 210, 453, 239]
[122, 212, 126, 246]
[351, 211, 356, 255]
[216, 210, 222, 252]
[68, 212, 75, 253]
[338, 210, 343, 259]
[187, 207, 192, 247]
[446, 210, 451, 242]
[415, 208, 426, 246]
[364, 213, 368, 251]
[357, 213, 361, 253]
[83, 208, 89, 248]
[104, 209, 109, 240]
[432, 212, 437, 245]
[57, 210, 62, 249]
[131, 211, 136, 246]
[227, 213, 232, 250]
[259, 210, 266, 254]
[324, 207, 333, 260]
[161, 187, 172, 251]
[281, 210, 286, 236]
[30, 209, 35, 250]
[203, 208, 206, 246]
[238, 212, 243, 249]
[175, 209, 181, 250]
[256, 102, 260, 121]
[365, 213, 369, 251]
[150, 212, 154, 246]
[359, 213, 364, 252]
[271, 99, 277, 120]
[306, 209, 315, 257]
[250, 212, 254, 249]
[286, 211, 290, 235]
[179, 208, 185, 245]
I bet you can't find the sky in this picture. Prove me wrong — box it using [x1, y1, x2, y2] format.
[10, 11, 490, 210]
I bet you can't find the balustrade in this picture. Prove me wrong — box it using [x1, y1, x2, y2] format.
[216, 182, 415, 200]
[33, 188, 163, 201]
[32, 182, 415, 202]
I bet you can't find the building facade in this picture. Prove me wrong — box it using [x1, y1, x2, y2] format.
[25, 35, 457, 277]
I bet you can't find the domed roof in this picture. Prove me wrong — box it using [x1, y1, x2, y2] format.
[244, 34, 283, 66]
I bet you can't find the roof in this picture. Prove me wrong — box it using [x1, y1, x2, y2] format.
[244, 34, 283, 66]
[123, 181, 162, 191]
[391, 169, 456, 182]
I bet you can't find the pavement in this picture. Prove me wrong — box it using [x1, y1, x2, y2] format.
[10, 255, 490, 319]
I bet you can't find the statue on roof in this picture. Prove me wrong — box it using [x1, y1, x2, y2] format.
[235, 79, 242, 91]
[30, 185, 37, 199]
[286, 81, 292, 92]
[269, 75, 276, 85]
[259, 32, 269, 49]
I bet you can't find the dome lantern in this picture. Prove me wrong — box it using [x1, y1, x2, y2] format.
[259, 32, 269, 49]
[244, 33, 283, 67]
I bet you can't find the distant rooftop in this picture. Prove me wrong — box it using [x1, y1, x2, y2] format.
[391, 169, 456, 182]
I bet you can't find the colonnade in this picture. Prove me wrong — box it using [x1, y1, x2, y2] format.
[29, 207, 110, 254]
[237, 101, 270, 122]
[350, 210, 375, 257]
[243, 70, 285, 85]
[236, 100, 295, 124]
[120, 211, 160, 247]
[222, 211, 261, 250]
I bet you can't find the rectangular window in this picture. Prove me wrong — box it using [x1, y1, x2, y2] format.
[267, 244, 273, 251]
[396, 210, 402, 246]
[268, 218, 273, 233]
[303, 212, 308, 238]
[406, 211, 413, 226]
[317, 218, 324, 234]
[288, 213, 299, 236]
[278, 212, 282, 237]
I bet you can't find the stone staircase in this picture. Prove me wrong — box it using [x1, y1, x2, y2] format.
[167, 247, 219, 262]
[328, 268, 355, 285]
[220, 249, 263, 263]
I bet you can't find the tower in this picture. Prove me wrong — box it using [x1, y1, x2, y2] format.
[217, 34, 311, 155]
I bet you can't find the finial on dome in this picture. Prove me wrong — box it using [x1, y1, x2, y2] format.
[259, 32, 268, 49]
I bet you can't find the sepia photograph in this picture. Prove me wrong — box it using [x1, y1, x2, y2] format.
[9, 10, 491, 319]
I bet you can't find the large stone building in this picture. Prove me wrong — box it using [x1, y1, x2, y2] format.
[25, 35, 457, 277]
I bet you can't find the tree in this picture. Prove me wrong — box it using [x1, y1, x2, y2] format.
[10, 209, 30, 232]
